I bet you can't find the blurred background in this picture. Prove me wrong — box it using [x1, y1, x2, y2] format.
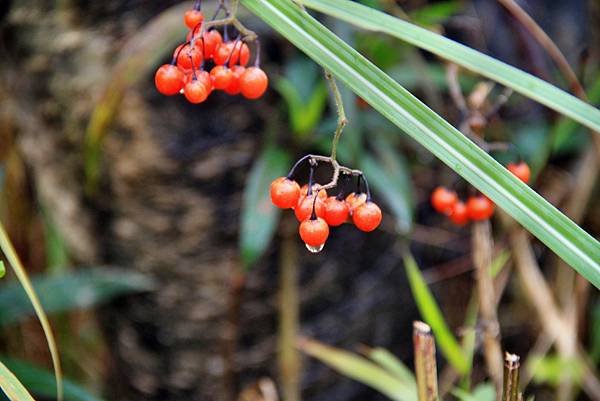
[0, 0, 599, 400]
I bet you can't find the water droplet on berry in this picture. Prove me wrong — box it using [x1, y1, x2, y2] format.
[305, 243, 324, 253]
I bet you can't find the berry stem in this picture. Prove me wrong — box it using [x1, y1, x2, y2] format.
[361, 174, 373, 202]
[254, 39, 261, 67]
[324, 69, 347, 162]
[193, 0, 202, 11]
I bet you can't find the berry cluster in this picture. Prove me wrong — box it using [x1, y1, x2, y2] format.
[431, 161, 531, 225]
[270, 156, 382, 252]
[154, 2, 268, 103]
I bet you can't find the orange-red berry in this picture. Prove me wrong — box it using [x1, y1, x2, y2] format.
[299, 217, 329, 247]
[201, 30, 223, 59]
[449, 201, 469, 225]
[270, 177, 301, 209]
[507, 162, 531, 184]
[323, 197, 349, 227]
[295, 194, 325, 222]
[154, 64, 184, 96]
[184, 79, 208, 103]
[466, 196, 495, 221]
[352, 201, 382, 232]
[431, 186, 458, 215]
[223, 66, 245, 95]
[240, 67, 268, 99]
[345, 192, 367, 215]
[184, 9, 204, 30]
[210, 65, 233, 90]
[229, 42, 250, 67]
[173, 43, 203, 70]
[213, 42, 233, 65]
[300, 185, 327, 200]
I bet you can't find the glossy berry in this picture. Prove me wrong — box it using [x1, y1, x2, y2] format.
[295, 194, 325, 222]
[299, 217, 329, 247]
[210, 65, 233, 90]
[300, 185, 327, 200]
[213, 42, 234, 65]
[194, 70, 213, 94]
[431, 186, 458, 215]
[352, 201, 382, 232]
[202, 30, 223, 59]
[184, 79, 208, 103]
[507, 162, 531, 184]
[449, 201, 469, 226]
[228, 42, 250, 67]
[240, 67, 268, 99]
[223, 66, 245, 95]
[270, 177, 300, 209]
[323, 197, 349, 226]
[184, 9, 204, 30]
[173, 43, 203, 70]
[345, 192, 367, 214]
[466, 196, 495, 221]
[155, 64, 184, 96]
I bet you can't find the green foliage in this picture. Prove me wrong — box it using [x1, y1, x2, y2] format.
[452, 383, 496, 401]
[297, 0, 600, 133]
[0, 360, 36, 401]
[0, 261, 4, 280]
[403, 251, 468, 374]
[242, 0, 600, 288]
[239, 145, 291, 268]
[409, 0, 460, 27]
[0, 268, 154, 326]
[527, 354, 585, 387]
[1, 358, 104, 401]
[364, 347, 415, 386]
[590, 302, 600, 364]
[299, 339, 417, 401]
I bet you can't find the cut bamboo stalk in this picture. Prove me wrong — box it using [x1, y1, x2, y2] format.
[413, 321, 439, 401]
[502, 353, 521, 401]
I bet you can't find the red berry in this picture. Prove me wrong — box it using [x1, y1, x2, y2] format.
[210, 65, 233, 90]
[323, 196, 349, 226]
[184, 79, 208, 103]
[270, 177, 300, 209]
[223, 66, 245, 95]
[449, 201, 469, 225]
[154, 64, 184, 96]
[229, 42, 250, 67]
[194, 70, 213, 95]
[213, 42, 233, 65]
[352, 201, 382, 232]
[173, 43, 203, 70]
[300, 184, 327, 200]
[295, 194, 325, 222]
[299, 217, 329, 247]
[431, 186, 458, 215]
[184, 9, 204, 30]
[345, 192, 367, 215]
[507, 162, 531, 184]
[240, 67, 268, 99]
[466, 196, 495, 221]
[202, 30, 223, 59]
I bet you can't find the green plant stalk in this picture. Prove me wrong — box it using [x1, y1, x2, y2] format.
[324, 69, 347, 161]
[241, 0, 600, 288]
[296, 0, 600, 134]
[0, 222, 62, 401]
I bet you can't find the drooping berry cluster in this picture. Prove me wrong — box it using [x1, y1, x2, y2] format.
[154, 2, 268, 103]
[431, 161, 531, 225]
[270, 155, 382, 252]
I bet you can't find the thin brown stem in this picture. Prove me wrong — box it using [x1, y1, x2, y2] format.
[323, 70, 347, 161]
[502, 353, 521, 401]
[413, 321, 439, 401]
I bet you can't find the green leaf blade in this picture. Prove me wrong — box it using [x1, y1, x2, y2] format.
[241, 0, 600, 288]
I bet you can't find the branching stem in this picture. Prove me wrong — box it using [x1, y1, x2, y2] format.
[324, 70, 347, 161]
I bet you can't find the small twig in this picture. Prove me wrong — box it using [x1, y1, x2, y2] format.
[286, 154, 362, 191]
[446, 64, 469, 118]
[413, 321, 439, 401]
[323, 70, 347, 161]
[502, 353, 521, 401]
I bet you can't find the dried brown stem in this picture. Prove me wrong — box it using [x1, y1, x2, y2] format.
[502, 353, 521, 401]
[413, 321, 439, 401]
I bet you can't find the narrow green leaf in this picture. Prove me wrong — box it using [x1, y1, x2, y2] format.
[0, 359, 36, 401]
[0, 223, 62, 400]
[1, 358, 104, 401]
[240, 146, 290, 268]
[299, 338, 417, 401]
[298, 0, 600, 133]
[0, 268, 154, 326]
[403, 251, 468, 374]
[365, 347, 415, 386]
[0, 261, 5, 279]
[241, 0, 600, 288]
[452, 383, 495, 401]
